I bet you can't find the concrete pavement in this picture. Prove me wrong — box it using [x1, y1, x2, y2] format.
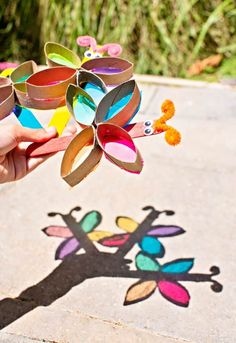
[0, 78, 235, 342]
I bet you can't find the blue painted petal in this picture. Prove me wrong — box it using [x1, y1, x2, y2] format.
[13, 105, 43, 129]
[104, 93, 133, 121]
[139, 236, 165, 257]
[161, 259, 194, 273]
[83, 83, 106, 106]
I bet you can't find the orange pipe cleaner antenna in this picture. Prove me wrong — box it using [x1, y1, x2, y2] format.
[153, 100, 181, 146]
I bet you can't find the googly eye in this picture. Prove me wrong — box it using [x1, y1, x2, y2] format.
[84, 50, 93, 58]
[144, 127, 154, 135]
[144, 120, 153, 127]
[94, 52, 102, 58]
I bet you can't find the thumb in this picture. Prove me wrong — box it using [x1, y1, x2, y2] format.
[15, 126, 57, 143]
[0, 125, 57, 156]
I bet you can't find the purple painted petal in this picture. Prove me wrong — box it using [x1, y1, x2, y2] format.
[148, 225, 185, 237]
[55, 237, 80, 260]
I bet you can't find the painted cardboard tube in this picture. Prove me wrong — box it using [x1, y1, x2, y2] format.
[26, 120, 162, 157]
[95, 80, 141, 127]
[45, 42, 82, 69]
[96, 123, 143, 173]
[0, 77, 12, 88]
[81, 57, 133, 85]
[77, 70, 107, 94]
[26, 67, 77, 99]
[66, 83, 96, 126]
[14, 82, 65, 110]
[10, 60, 38, 84]
[61, 126, 103, 186]
[0, 85, 15, 119]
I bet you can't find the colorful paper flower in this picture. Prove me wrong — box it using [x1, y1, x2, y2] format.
[61, 70, 143, 186]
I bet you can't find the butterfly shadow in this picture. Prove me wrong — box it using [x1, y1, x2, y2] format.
[0, 206, 222, 330]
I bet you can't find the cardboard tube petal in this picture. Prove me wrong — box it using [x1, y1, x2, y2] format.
[26, 67, 76, 99]
[66, 83, 96, 126]
[14, 82, 65, 110]
[0, 77, 12, 88]
[45, 42, 81, 69]
[61, 127, 103, 186]
[81, 57, 133, 85]
[95, 80, 141, 127]
[10, 60, 38, 84]
[96, 123, 143, 174]
[77, 70, 107, 105]
[0, 84, 15, 119]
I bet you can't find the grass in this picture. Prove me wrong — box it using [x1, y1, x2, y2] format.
[0, 0, 236, 78]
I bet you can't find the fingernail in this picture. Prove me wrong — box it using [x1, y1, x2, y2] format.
[46, 126, 57, 134]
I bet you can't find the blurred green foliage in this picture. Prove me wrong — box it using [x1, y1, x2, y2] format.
[0, 0, 236, 77]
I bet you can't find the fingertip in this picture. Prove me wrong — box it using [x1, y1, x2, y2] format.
[66, 125, 77, 134]
[46, 126, 57, 135]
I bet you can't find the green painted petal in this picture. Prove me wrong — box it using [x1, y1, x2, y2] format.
[79, 211, 102, 233]
[135, 252, 160, 271]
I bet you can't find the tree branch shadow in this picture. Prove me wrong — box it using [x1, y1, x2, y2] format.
[0, 205, 222, 330]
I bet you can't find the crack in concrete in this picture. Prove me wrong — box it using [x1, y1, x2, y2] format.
[2, 331, 60, 343]
[62, 307, 193, 343]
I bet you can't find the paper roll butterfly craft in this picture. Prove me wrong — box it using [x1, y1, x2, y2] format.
[0, 39, 181, 187]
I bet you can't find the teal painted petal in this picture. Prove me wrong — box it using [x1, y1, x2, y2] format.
[139, 236, 165, 256]
[135, 252, 160, 271]
[73, 94, 96, 125]
[79, 211, 102, 233]
[161, 259, 194, 273]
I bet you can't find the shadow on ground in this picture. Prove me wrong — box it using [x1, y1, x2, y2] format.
[0, 206, 222, 330]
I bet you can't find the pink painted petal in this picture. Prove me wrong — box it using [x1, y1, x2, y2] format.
[158, 280, 190, 307]
[96, 123, 143, 174]
[55, 237, 80, 260]
[43, 225, 73, 238]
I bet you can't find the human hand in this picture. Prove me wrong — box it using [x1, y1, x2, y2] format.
[0, 125, 75, 183]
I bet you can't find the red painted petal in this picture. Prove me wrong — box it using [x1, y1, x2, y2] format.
[99, 233, 130, 247]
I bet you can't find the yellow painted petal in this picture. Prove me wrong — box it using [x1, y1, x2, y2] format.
[88, 231, 114, 241]
[48, 106, 71, 136]
[124, 280, 157, 305]
[0, 68, 15, 77]
[116, 216, 138, 233]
